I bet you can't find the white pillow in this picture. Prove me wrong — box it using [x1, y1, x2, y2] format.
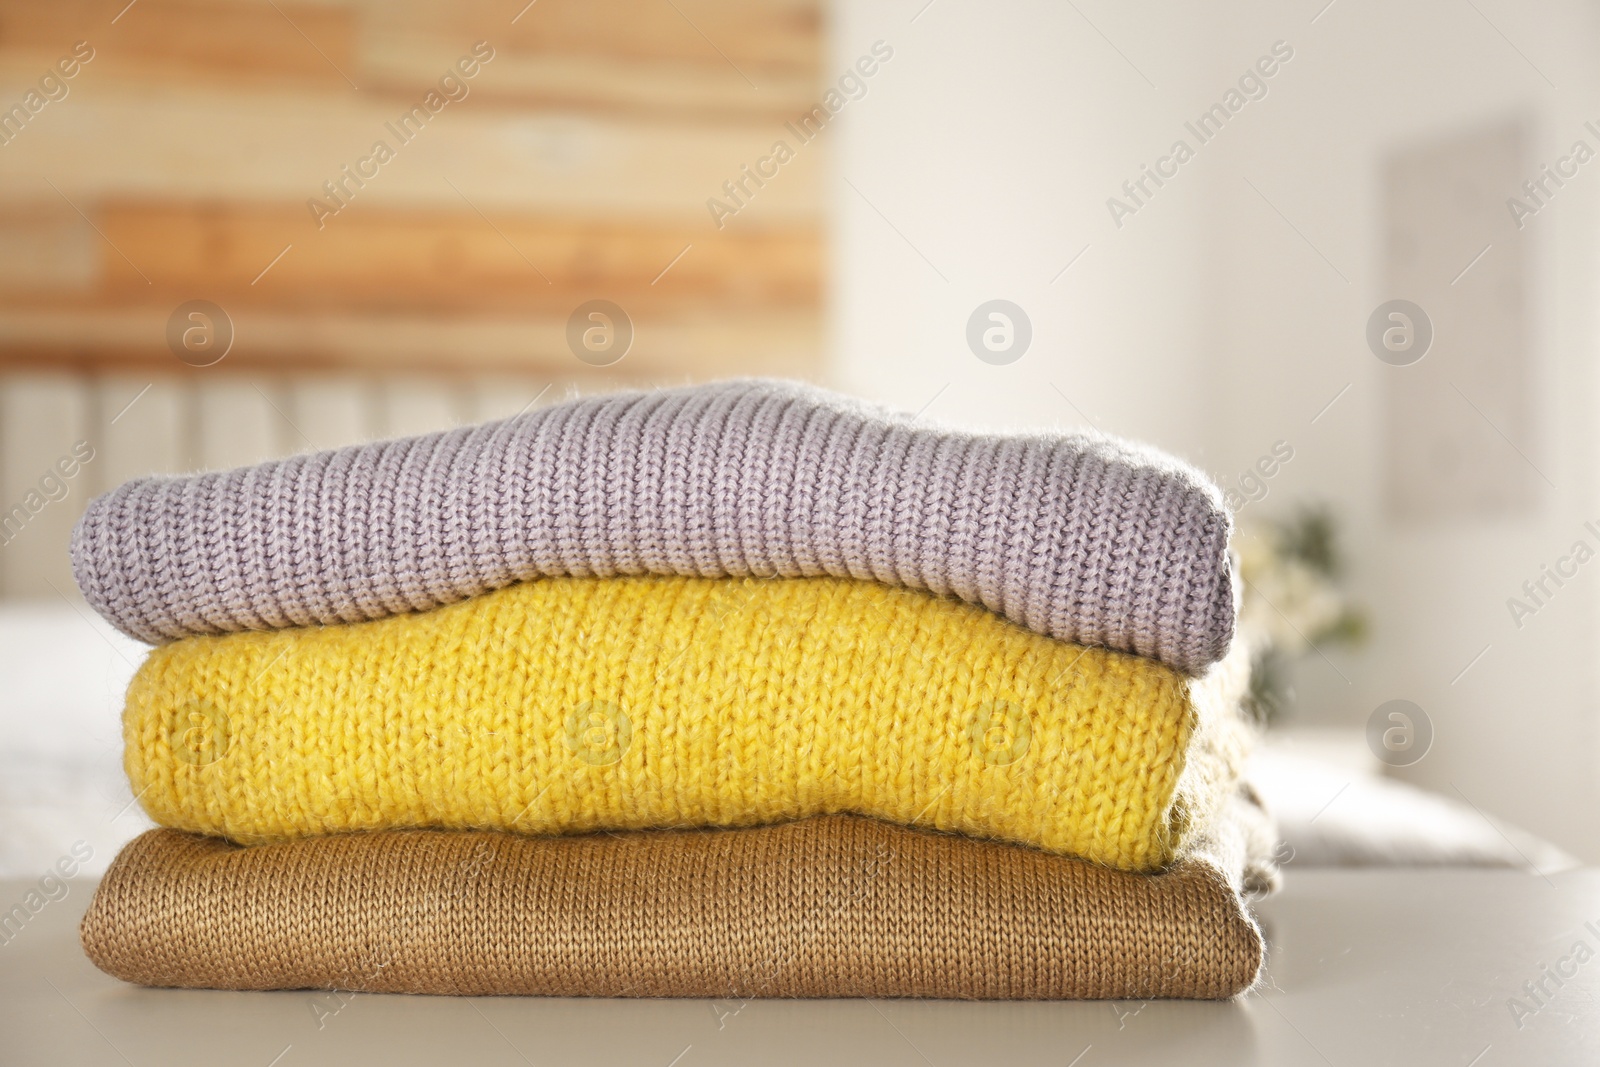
[1251, 746, 1577, 873]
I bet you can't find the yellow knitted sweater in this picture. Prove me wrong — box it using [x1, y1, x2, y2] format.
[126, 576, 1252, 871]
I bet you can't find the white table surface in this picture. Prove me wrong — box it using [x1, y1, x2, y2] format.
[3, 868, 1598, 1066]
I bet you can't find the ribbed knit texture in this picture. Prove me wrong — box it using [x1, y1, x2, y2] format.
[80, 796, 1277, 999]
[126, 575, 1252, 870]
[72, 378, 1237, 673]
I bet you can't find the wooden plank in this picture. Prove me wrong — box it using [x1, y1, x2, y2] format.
[0, 204, 95, 291]
[358, 0, 821, 117]
[81, 201, 819, 313]
[0, 94, 826, 224]
[360, 44, 820, 119]
[0, 374, 92, 599]
[366, 0, 821, 71]
[0, 308, 822, 377]
[97, 375, 189, 489]
[193, 378, 287, 470]
[0, 0, 819, 117]
[0, 0, 358, 89]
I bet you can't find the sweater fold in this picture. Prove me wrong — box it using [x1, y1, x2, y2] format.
[82, 793, 1277, 999]
[73, 379, 1236, 672]
[123, 574, 1253, 870]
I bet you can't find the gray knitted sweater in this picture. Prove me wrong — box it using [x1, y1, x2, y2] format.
[70, 378, 1236, 672]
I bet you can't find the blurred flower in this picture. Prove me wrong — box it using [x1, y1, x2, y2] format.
[1235, 504, 1367, 723]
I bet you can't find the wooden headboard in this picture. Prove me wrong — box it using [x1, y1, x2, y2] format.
[0, 0, 826, 598]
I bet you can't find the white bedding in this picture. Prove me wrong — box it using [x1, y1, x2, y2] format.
[1249, 730, 1578, 874]
[0, 601, 150, 880]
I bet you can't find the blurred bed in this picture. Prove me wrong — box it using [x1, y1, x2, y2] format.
[0, 600, 148, 879]
[1249, 729, 1576, 875]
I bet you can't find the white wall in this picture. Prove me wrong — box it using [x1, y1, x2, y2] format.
[829, 0, 1600, 861]
[828, 1, 1219, 460]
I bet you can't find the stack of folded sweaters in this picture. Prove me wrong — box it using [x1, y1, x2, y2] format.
[71, 378, 1275, 1000]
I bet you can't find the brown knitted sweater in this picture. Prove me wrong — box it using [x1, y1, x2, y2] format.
[81, 797, 1276, 1000]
